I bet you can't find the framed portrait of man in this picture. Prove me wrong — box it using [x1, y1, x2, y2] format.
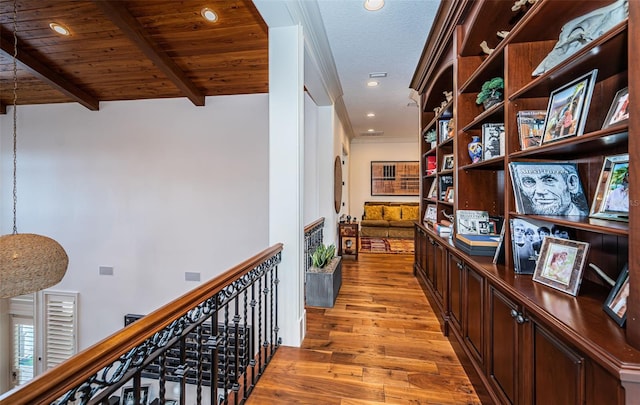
[508, 162, 589, 216]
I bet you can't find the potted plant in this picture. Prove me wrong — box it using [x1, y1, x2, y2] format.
[306, 243, 342, 307]
[476, 77, 504, 110]
[310, 243, 337, 269]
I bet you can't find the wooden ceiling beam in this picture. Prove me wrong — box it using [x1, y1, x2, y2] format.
[93, 1, 205, 107]
[0, 37, 100, 111]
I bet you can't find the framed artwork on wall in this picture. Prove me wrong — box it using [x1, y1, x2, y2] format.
[371, 161, 419, 196]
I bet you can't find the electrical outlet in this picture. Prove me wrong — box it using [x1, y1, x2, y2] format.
[99, 266, 114, 276]
[185, 272, 201, 282]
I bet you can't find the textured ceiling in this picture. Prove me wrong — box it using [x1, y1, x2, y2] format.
[317, 0, 438, 141]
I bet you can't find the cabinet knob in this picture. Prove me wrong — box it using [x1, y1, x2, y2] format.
[515, 314, 528, 324]
[510, 309, 528, 324]
[457, 262, 463, 269]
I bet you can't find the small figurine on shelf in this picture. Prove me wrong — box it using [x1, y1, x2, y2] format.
[444, 90, 453, 102]
[346, 215, 351, 223]
[512, 0, 537, 12]
[339, 214, 346, 223]
[479, 40, 494, 55]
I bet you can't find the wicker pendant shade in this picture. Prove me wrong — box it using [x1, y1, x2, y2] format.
[0, 0, 69, 298]
[0, 234, 69, 298]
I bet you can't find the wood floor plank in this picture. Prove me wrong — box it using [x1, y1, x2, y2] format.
[246, 252, 483, 404]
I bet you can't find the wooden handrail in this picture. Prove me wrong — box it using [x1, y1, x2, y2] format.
[304, 217, 325, 234]
[0, 243, 284, 405]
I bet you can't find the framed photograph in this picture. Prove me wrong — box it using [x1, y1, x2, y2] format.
[541, 69, 598, 145]
[427, 178, 438, 199]
[589, 154, 629, 222]
[532, 237, 590, 296]
[371, 161, 419, 196]
[602, 87, 629, 129]
[439, 175, 453, 200]
[456, 210, 489, 235]
[510, 218, 574, 274]
[424, 204, 437, 224]
[603, 264, 629, 327]
[121, 385, 150, 405]
[439, 119, 451, 142]
[508, 161, 589, 216]
[517, 110, 546, 150]
[482, 123, 505, 160]
[442, 154, 455, 171]
[445, 186, 454, 202]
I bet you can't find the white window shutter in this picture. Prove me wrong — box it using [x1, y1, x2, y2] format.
[9, 294, 35, 387]
[42, 291, 78, 370]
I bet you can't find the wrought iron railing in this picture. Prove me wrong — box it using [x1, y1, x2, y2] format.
[303, 217, 325, 274]
[0, 244, 283, 405]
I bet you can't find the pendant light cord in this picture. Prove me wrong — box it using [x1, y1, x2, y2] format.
[11, 0, 18, 235]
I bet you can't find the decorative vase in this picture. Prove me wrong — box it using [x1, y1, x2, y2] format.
[468, 136, 483, 163]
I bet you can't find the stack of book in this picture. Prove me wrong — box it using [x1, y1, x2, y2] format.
[454, 210, 501, 256]
[434, 220, 452, 237]
[454, 233, 501, 256]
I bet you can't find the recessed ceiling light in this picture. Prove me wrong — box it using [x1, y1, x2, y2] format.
[49, 23, 70, 36]
[201, 7, 219, 22]
[367, 80, 379, 87]
[368, 129, 375, 132]
[364, 0, 385, 11]
[367, 113, 376, 117]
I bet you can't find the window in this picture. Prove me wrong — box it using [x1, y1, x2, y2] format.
[8, 291, 77, 388]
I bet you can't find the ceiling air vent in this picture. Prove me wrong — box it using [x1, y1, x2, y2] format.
[359, 131, 384, 137]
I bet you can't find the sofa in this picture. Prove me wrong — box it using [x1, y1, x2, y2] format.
[360, 202, 419, 239]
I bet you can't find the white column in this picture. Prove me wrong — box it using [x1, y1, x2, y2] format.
[268, 24, 305, 347]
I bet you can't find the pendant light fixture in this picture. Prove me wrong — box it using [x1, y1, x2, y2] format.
[0, 0, 68, 298]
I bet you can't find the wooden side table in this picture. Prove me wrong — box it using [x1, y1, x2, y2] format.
[338, 222, 359, 260]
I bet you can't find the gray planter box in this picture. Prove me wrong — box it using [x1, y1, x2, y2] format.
[306, 256, 342, 307]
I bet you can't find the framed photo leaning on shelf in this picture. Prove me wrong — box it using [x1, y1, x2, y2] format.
[445, 186, 454, 203]
[509, 162, 589, 216]
[439, 119, 451, 142]
[602, 87, 629, 129]
[603, 264, 629, 327]
[541, 69, 598, 145]
[516, 110, 546, 150]
[482, 123, 505, 159]
[442, 154, 455, 171]
[590, 154, 629, 222]
[533, 237, 590, 296]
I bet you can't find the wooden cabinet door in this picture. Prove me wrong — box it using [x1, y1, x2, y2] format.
[488, 285, 521, 405]
[529, 319, 584, 405]
[464, 264, 485, 366]
[434, 240, 446, 304]
[448, 253, 464, 334]
[414, 226, 428, 279]
[426, 235, 437, 286]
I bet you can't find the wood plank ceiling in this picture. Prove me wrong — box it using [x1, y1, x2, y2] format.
[0, 0, 269, 113]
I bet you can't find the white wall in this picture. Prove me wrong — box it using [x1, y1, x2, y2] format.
[303, 92, 319, 225]
[349, 139, 420, 221]
[0, 94, 270, 350]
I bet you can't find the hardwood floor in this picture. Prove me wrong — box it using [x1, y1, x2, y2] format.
[247, 253, 486, 404]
